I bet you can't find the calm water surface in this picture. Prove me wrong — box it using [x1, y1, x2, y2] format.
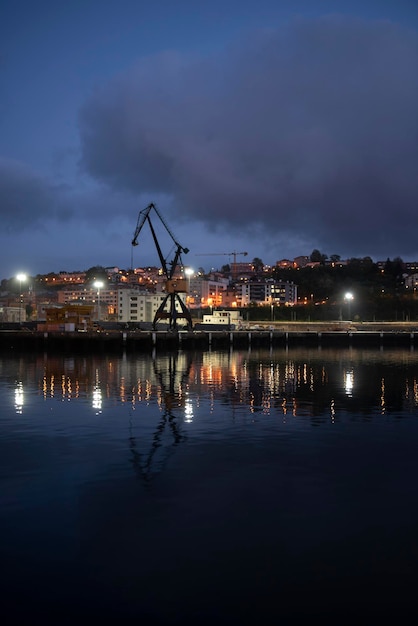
[1, 347, 418, 624]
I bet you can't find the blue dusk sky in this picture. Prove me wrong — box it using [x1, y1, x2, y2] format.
[1, 1, 418, 279]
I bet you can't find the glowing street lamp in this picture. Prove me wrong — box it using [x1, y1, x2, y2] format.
[344, 292, 354, 320]
[94, 280, 104, 321]
[185, 267, 194, 303]
[16, 273, 27, 324]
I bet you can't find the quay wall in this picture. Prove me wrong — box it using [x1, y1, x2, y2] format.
[2, 326, 418, 353]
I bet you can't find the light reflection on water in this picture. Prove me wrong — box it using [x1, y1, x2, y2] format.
[1, 347, 418, 624]
[3, 347, 418, 423]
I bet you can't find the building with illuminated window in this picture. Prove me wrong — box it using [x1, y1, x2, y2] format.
[188, 275, 229, 309]
[118, 289, 187, 323]
[236, 281, 297, 306]
[58, 286, 118, 319]
[404, 274, 418, 291]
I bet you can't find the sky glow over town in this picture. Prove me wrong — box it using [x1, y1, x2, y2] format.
[1, 0, 418, 279]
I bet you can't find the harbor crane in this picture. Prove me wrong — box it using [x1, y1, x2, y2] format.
[195, 251, 248, 280]
[131, 202, 193, 330]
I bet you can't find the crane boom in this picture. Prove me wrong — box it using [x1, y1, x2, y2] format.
[196, 251, 248, 262]
[195, 251, 248, 279]
[132, 203, 189, 254]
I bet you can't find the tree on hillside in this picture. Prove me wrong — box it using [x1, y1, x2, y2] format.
[384, 257, 405, 277]
[310, 249, 328, 264]
[252, 257, 264, 273]
[85, 266, 108, 284]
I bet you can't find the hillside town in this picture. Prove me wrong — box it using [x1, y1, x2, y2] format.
[1, 251, 418, 328]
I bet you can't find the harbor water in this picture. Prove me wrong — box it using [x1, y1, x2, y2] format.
[1, 346, 418, 624]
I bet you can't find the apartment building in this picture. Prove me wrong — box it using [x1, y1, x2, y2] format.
[58, 286, 119, 318]
[404, 274, 418, 291]
[270, 281, 298, 305]
[236, 280, 298, 306]
[188, 275, 229, 309]
[118, 289, 187, 323]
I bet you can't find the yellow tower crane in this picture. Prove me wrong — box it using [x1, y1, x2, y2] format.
[195, 251, 248, 281]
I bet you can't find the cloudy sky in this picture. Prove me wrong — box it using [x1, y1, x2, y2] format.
[1, 1, 418, 279]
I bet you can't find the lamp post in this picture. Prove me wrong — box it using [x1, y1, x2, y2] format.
[94, 280, 104, 321]
[16, 273, 27, 324]
[185, 267, 193, 304]
[344, 292, 354, 321]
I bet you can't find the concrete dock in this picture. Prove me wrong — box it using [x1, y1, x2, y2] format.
[1, 322, 418, 353]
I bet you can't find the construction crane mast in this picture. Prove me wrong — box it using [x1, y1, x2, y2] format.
[131, 203, 193, 330]
[195, 251, 248, 280]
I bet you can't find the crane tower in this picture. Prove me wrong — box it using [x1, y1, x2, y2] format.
[131, 203, 193, 330]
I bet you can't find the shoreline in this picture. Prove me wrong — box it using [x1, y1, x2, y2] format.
[2, 322, 418, 353]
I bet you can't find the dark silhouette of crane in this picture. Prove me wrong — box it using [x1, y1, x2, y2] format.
[131, 203, 193, 330]
[195, 251, 248, 280]
[128, 352, 192, 484]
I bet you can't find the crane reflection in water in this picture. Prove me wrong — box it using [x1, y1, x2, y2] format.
[128, 352, 193, 484]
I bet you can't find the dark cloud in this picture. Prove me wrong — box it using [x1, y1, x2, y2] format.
[0, 157, 78, 232]
[79, 17, 418, 258]
[0, 156, 138, 231]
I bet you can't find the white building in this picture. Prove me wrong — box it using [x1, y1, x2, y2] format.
[57, 284, 190, 322]
[202, 310, 243, 327]
[118, 289, 187, 323]
[0, 306, 25, 323]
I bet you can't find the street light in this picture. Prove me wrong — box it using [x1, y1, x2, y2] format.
[94, 280, 104, 321]
[185, 267, 194, 304]
[344, 292, 354, 320]
[16, 273, 27, 324]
